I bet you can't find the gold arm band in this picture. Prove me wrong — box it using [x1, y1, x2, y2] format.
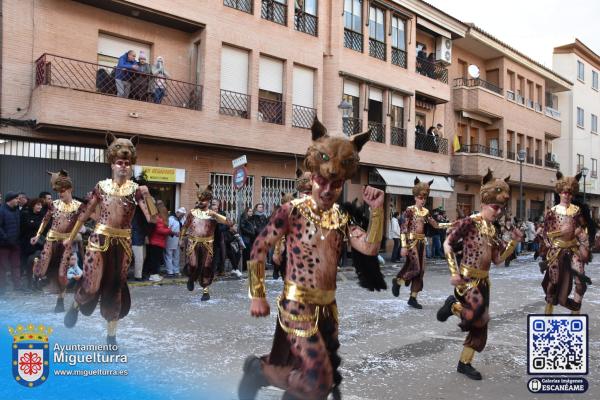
[145, 195, 158, 217]
[213, 212, 228, 225]
[400, 233, 408, 248]
[438, 222, 453, 230]
[497, 239, 517, 262]
[36, 219, 50, 237]
[446, 251, 459, 276]
[67, 220, 84, 242]
[366, 207, 384, 244]
[248, 260, 266, 299]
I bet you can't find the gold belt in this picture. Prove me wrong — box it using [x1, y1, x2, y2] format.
[551, 238, 578, 249]
[283, 280, 336, 306]
[408, 233, 426, 241]
[46, 229, 70, 242]
[547, 230, 562, 239]
[187, 235, 214, 257]
[93, 224, 131, 238]
[456, 264, 490, 296]
[546, 237, 579, 265]
[277, 295, 338, 338]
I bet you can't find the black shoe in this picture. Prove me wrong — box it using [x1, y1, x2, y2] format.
[273, 270, 280, 280]
[64, 304, 79, 328]
[437, 295, 456, 322]
[134, 277, 143, 282]
[391, 278, 400, 297]
[407, 296, 423, 309]
[238, 355, 268, 400]
[106, 335, 118, 347]
[54, 298, 65, 313]
[187, 279, 194, 292]
[201, 290, 210, 301]
[457, 361, 482, 380]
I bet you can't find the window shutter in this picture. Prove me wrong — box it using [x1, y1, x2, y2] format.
[220, 46, 249, 94]
[369, 87, 383, 102]
[344, 80, 360, 97]
[259, 56, 284, 94]
[293, 66, 314, 107]
[97, 34, 151, 66]
[391, 94, 404, 107]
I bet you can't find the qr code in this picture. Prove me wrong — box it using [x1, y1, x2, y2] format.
[528, 315, 587, 375]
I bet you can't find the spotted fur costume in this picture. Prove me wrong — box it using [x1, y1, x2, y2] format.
[540, 172, 591, 314]
[33, 170, 82, 311]
[238, 118, 385, 400]
[437, 169, 518, 379]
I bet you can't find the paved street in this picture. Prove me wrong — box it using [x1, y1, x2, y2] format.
[1, 254, 599, 400]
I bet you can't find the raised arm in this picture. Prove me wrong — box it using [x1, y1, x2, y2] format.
[65, 188, 100, 244]
[492, 228, 522, 265]
[348, 186, 384, 255]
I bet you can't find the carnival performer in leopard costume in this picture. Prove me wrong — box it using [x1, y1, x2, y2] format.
[32, 170, 83, 313]
[180, 183, 230, 301]
[238, 118, 386, 400]
[436, 169, 522, 380]
[63, 133, 157, 345]
[540, 171, 593, 314]
[391, 177, 445, 308]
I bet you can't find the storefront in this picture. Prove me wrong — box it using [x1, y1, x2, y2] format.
[133, 165, 186, 212]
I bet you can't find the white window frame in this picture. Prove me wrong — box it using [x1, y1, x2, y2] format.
[592, 114, 598, 134]
[577, 107, 585, 128]
[368, 6, 385, 41]
[577, 60, 585, 82]
[391, 15, 406, 51]
[593, 70, 599, 91]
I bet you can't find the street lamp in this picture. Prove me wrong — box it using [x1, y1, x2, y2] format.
[338, 99, 353, 135]
[517, 149, 527, 221]
[581, 166, 589, 203]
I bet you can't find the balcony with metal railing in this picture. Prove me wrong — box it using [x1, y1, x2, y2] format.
[545, 154, 560, 169]
[35, 53, 203, 111]
[344, 29, 363, 52]
[224, 0, 253, 14]
[342, 117, 362, 136]
[526, 156, 534, 164]
[369, 38, 386, 61]
[535, 157, 543, 166]
[261, 0, 287, 25]
[294, 11, 317, 36]
[391, 48, 407, 68]
[415, 57, 448, 83]
[452, 77, 504, 118]
[456, 144, 503, 158]
[390, 127, 407, 147]
[545, 106, 561, 120]
[258, 98, 284, 124]
[220, 89, 250, 118]
[507, 151, 516, 161]
[292, 105, 316, 128]
[415, 134, 448, 154]
[453, 77, 502, 95]
[368, 121, 385, 143]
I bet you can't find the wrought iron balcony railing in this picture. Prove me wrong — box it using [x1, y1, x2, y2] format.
[391, 47, 407, 68]
[506, 90, 515, 101]
[534, 102, 542, 112]
[507, 151, 516, 160]
[515, 93, 525, 105]
[526, 156, 534, 164]
[258, 97, 285, 125]
[224, 0, 253, 14]
[292, 104, 316, 128]
[545, 154, 560, 169]
[526, 99, 534, 109]
[390, 127, 407, 147]
[220, 89, 250, 118]
[35, 53, 203, 110]
[453, 77, 502, 95]
[415, 57, 448, 83]
[261, 0, 287, 25]
[415, 133, 448, 154]
[535, 157, 543, 166]
[545, 106, 561, 119]
[342, 117, 362, 136]
[344, 29, 363, 52]
[369, 38, 386, 61]
[295, 11, 317, 36]
[456, 144, 503, 158]
[368, 121, 385, 143]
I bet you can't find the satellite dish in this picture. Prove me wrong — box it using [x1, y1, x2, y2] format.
[468, 64, 480, 79]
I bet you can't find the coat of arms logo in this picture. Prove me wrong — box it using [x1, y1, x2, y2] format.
[9, 323, 52, 387]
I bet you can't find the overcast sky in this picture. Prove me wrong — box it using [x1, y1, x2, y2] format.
[425, 0, 600, 67]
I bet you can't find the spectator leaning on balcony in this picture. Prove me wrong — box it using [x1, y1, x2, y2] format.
[132, 51, 151, 101]
[151, 56, 170, 104]
[115, 50, 139, 98]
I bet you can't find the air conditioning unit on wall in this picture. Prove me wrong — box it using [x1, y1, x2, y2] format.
[436, 36, 452, 64]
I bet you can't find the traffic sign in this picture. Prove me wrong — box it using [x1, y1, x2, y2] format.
[232, 155, 248, 168]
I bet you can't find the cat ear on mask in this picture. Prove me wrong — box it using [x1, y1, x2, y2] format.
[46, 170, 54, 176]
[556, 171, 564, 180]
[414, 177, 420, 185]
[296, 168, 303, 178]
[351, 130, 370, 152]
[59, 169, 69, 177]
[129, 135, 139, 146]
[206, 184, 213, 192]
[105, 132, 117, 147]
[195, 182, 200, 189]
[482, 168, 494, 185]
[428, 179, 434, 187]
[504, 176, 511, 183]
[575, 172, 582, 182]
[311, 117, 328, 141]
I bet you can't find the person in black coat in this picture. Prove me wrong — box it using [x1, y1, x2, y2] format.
[0, 192, 22, 292]
[20, 198, 46, 288]
[239, 207, 256, 272]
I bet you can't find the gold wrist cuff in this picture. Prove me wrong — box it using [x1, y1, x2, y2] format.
[366, 207, 383, 244]
[145, 195, 158, 217]
[498, 239, 517, 262]
[248, 260, 266, 299]
[438, 222, 452, 229]
[446, 252, 459, 276]
[36, 221, 48, 237]
[68, 220, 84, 242]
[213, 212, 228, 225]
[400, 233, 407, 248]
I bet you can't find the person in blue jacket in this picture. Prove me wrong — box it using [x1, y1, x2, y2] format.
[115, 50, 139, 98]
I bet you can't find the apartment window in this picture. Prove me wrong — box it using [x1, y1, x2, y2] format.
[261, 0, 287, 25]
[577, 107, 585, 128]
[368, 6, 385, 60]
[344, 0, 363, 52]
[97, 33, 150, 68]
[342, 80, 361, 135]
[295, 0, 318, 36]
[593, 114, 598, 133]
[261, 176, 296, 215]
[391, 16, 406, 68]
[593, 71, 599, 90]
[577, 60, 585, 81]
[220, 45, 250, 118]
[292, 65, 316, 128]
[592, 158, 598, 178]
[258, 56, 284, 124]
[577, 154, 584, 172]
[367, 87, 385, 142]
[224, 0, 253, 14]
